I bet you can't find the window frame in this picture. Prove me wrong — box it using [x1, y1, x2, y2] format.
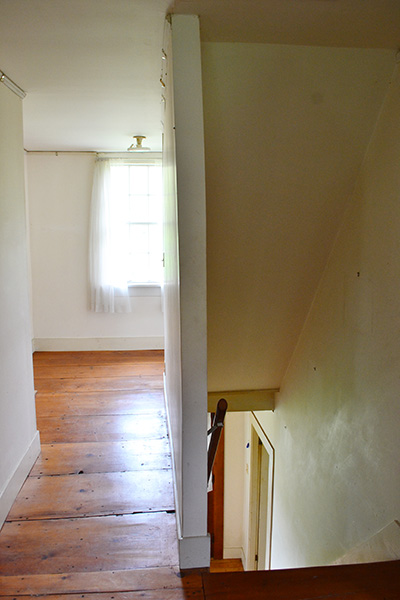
[104, 153, 163, 289]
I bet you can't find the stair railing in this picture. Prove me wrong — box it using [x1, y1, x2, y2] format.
[207, 398, 228, 485]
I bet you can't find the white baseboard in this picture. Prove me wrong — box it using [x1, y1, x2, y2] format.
[0, 430, 41, 529]
[224, 546, 245, 562]
[33, 337, 164, 351]
[179, 534, 211, 569]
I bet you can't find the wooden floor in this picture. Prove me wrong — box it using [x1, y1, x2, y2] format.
[0, 351, 206, 598]
[1, 350, 398, 599]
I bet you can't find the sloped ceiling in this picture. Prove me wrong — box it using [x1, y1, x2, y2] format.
[172, 0, 400, 48]
[202, 43, 395, 390]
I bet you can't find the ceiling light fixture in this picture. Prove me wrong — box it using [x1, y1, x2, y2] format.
[0, 69, 26, 99]
[127, 135, 151, 151]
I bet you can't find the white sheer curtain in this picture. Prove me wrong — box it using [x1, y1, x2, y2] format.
[89, 159, 131, 313]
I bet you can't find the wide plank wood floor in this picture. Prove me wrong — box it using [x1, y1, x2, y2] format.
[0, 350, 204, 599]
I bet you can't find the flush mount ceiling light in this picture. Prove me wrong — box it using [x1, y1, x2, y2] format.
[127, 135, 151, 151]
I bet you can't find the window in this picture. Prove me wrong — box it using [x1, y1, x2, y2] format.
[110, 161, 163, 285]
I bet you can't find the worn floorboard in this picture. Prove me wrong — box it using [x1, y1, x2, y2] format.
[0, 567, 202, 596]
[34, 364, 164, 379]
[35, 391, 165, 417]
[0, 513, 178, 575]
[29, 440, 171, 476]
[35, 376, 163, 393]
[7, 470, 174, 521]
[37, 414, 167, 444]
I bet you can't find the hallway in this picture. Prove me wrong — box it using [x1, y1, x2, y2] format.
[0, 350, 202, 597]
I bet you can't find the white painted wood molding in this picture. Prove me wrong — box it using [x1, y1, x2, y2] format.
[334, 520, 400, 564]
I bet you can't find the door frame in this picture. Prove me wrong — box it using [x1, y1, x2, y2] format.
[247, 413, 274, 570]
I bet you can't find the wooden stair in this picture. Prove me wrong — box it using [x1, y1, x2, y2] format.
[202, 559, 400, 599]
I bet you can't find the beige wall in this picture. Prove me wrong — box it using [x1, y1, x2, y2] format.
[0, 85, 40, 527]
[256, 63, 400, 568]
[26, 153, 164, 350]
[202, 43, 394, 392]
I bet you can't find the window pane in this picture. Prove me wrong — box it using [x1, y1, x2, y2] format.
[149, 253, 162, 282]
[110, 164, 163, 284]
[129, 196, 149, 223]
[129, 224, 149, 254]
[149, 224, 162, 253]
[149, 166, 162, 196]
[130, 165, 149, 195]
[128, 253, 150, 283]
[147, 196, 161, 223]
[111, 165, 129, 197]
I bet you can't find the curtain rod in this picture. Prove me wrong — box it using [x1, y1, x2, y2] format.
[24, 150, 97, 155]
[24, 150, 162, 158]
[0, 69, 26, 99]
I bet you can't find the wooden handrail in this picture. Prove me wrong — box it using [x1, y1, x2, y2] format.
[207, 398, 228, 485]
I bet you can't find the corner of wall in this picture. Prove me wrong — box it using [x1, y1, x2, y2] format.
[0, 430, 40, 528]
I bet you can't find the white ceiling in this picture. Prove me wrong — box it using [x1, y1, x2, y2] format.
[0, 0, 399, 151]
[0, 0, 169, 151]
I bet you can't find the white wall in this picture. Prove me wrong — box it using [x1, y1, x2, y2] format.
[255, 63, 400, 568]
[223, 412, 246, 561]
[26, 153, 163, 350]
[163, 15, 209, 569]
[0, 85, 40, 528]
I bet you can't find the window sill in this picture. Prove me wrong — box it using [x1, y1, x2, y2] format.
[128, 283, 161, 297]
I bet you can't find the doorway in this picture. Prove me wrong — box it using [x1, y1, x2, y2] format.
[248, 414, 274, 570]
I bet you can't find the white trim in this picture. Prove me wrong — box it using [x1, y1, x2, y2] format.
[163, 373, 182, 539]
[246, 413, 275, 571]
[128, 285, 161, 297]
[223, 546, 245, 562]
[33, 337, 164, 351]
[179, 534, 211, 569]
[97, 152, 162, 163]
[333, 520, 400, 565]
[0, 431, 40, 528]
